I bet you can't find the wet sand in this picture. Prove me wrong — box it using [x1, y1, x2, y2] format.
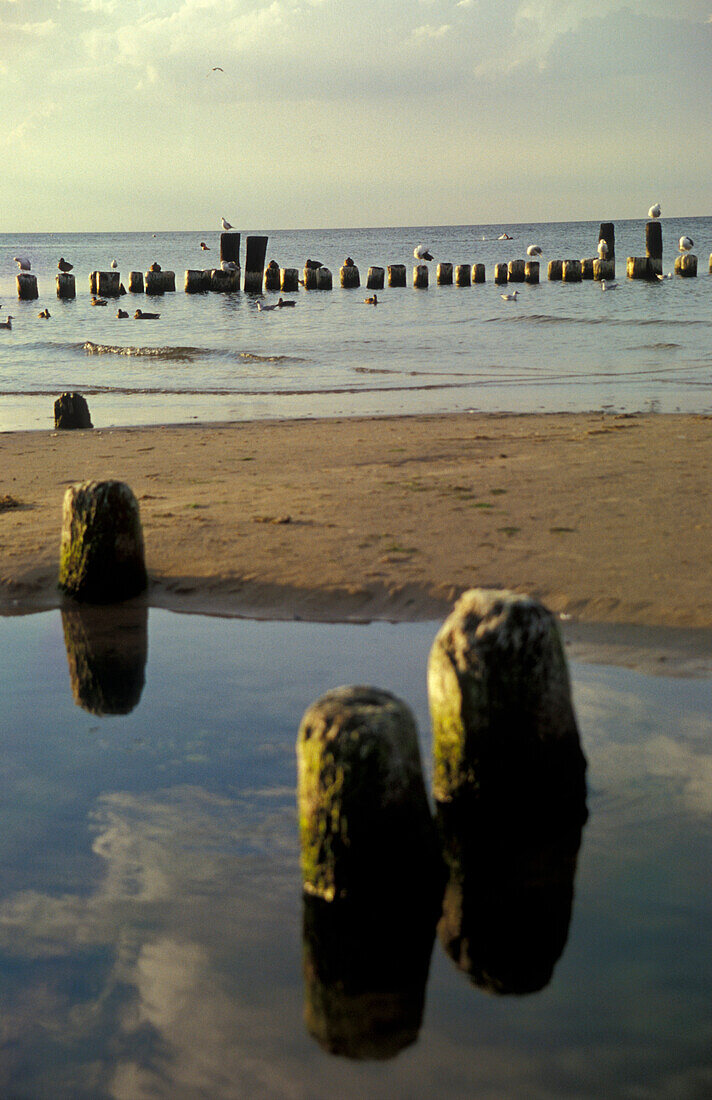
[1, 411, 711, 672]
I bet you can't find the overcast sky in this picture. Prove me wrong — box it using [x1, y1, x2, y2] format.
[2, 0, 711, 232]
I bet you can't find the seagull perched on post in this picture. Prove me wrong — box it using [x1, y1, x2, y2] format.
[413, 244, 433, 261]
[597, 239, 609, 259]
[221, 217, 235, 231]
[648, 203, 661, 219]
[678, 235, 694, 252]
[13, 256, 31, 272]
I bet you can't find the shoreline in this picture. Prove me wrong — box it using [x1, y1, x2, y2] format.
[2, 410, 711, 672]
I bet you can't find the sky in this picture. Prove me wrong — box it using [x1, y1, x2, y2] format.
[2, 0, 712, 232]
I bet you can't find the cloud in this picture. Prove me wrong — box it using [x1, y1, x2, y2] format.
[412, 22, 452, 39]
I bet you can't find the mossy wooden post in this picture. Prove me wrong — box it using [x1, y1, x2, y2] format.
[548, 260, 563, 281]
[281, 268, 299, 292]
[524, 261, 539, 284]
[367, 266, 384, 290]
[59, 480, 147, 603]
[303, 265, 318, 290]
[427, 589, 587, 813]
[264, 264, 280, 291]
[220, 231, 240, 266]
[388, 264, 406, 287]
[455, 264, 471, 286]
[16, 273, 38, 300]
[316, 266, 333, 290]
[145, 270, 165, 295]
[97, 271, 120, 297]
[161, 270, 176, 292]
[184, 269, 209, 293]
[297, 685, 438, 902]
[208, 268, 237, 292]
[599, 222, 615, 262]
[54, 392, 92, 430]
[562, 260, 582, 283]
[646, 221, 663, 277]
[244, 235, 269, 293]
[340, 264, 360, 288]
[580, 258, 595, 280]
[472, 263, 486, 284]
[627, 256, 659, 280]
[675, 253, 697, 277]
[128, 271, 144, 293]
[494, 263, 508, 285]
[437, 262, 453, 285]
[593, 259, 615, 281]
[413, 264, 429, 288]
[507, 260, 525, 283]
[56, 273, 76, 300]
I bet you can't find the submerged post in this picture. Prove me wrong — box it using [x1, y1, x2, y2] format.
[472, 263, 486, 283]
[128, 271, 144, 293]
[59, 480, 147, 603]
[413, 264, 429, 288]
[281, 268, 299, 292]
[524, 261, 539, 284]
[507, 260, 525, 283]
[675, 253, 697, 277]
[547, 260, 563, 281]
[494, 263, 508, 285]
[340, 264, 360, 288]
[315, 266, 333, 290]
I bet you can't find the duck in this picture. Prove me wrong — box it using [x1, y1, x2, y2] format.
[149, 262, 162, 272]
[344, 256, 355, 267]
[37, 308, 51, 319]
[116, 309, 129, 318]
[0, 315, 13, 329]
[91, 296, 108, 306]
[364, 294, 378, 305]
[58, 257, 73, 272]
[134, 309, 160, 319]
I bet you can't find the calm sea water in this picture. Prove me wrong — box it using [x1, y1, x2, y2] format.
[0, 609, 710, 1098]
[1, 218, 711, 431]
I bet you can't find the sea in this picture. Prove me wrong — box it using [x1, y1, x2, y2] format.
[1, 216, 711, 432]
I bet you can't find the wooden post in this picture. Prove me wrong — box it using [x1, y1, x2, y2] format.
[161, 271, 176, 292]
[145, 270, 165, 295]
[627, 257, 658, 280]
[340, 264, 361, 288]
[61, 603, 148, 716]
[413, 264, 429, 288]
[56, 273, 76, 300]
[367, 266, 385, 290]
[472, 263, 486, 284]
[89, 272, 98, 295]
[59, 480, 147, 603]
[209, 268, 238, 292]
[220, 232, 240, 266]
[436, 262, 453, 285]
[280, 268, 298, 292]
[494, 263, 508, 285]
[580, 259, 595, 280]
[524, 261, 539, 284]
[599, 222, 615, 262]
[184, 269, 210, 293]
[54, 392, 92, 430]
[646, 221, 663, 277]
[548, 260, 563, 281]
[507, 260, 525, 283]
[593, 259, 615, 281]
[455, 264, 471, 286]
[302, 266, 318, 289]
[96, 271, 120, 297]
[244, 235, 269, 293]
[315, 266, 333, 290]
[128, 271, 144, 293]
[562, 260, 582, 283]
[388, 264, 406, 287]
[675, 254, 697, 277]
[297, 685, 438, 901]
[16, 273, 39, 300]
[264, 263, 280, 291]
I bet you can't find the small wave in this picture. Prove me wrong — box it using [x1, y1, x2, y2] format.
[483, 314, 711, 328]
[81, 341, 304, 364]
[626, 342, 682, 351]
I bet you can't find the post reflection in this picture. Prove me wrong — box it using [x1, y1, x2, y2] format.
[61, 602, 148, 715]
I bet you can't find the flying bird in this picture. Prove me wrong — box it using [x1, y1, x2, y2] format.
[597, 239, 609, 259]
[648, 203, 661, 219]
[13, 256, 31, 271]
[413, 245, 434, 261]
[678, 236, 694, 252]
[526, 245, 543, 258]
[500, 289, 519, 301]
[221, 217, 235, 231]
[58, 257, 73, 272]
[210, 67, 224, 73]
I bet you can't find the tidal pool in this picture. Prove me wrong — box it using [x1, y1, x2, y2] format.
[0, 609, 710, 1099]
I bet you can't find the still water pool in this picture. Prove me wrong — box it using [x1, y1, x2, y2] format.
[1, 609, 710, 1098]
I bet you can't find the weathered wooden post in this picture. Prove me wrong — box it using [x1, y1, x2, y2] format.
[160, 270, 176, 292]
[56, 273, 76, 300]
[562, 260, 582, 283]
[427, 589, 587, 812]
[675, 253, 698, 277]
[507, 260, 525, 283]
[128, 271, 144, 293]
[580, 258, 595, 280]
[315, 266, 333, 290]
[209, 268, 238, 292]
[388, 264, 406, 287]
[593, 259, 615, 281]
[264, 262, 281, 291]
[59, 480, 147, 603]
[627, 257, 658, 280]
[184, 269, 210, 293]
[436, 262, 453, 285]
[413, 264, 429, 288]
[220, 231, 240, 266]
[54, 392, 92, 430]
[599, 222, 615, 263]
[524, 261, 539, 284]
[296, 685, 439, 902]
[244, 236, 269, 293]
[646, 221, 663, 277]
[709, 253, 712, 274]
[547, 260, 563, 281]
[95, 271, 120, 297]
[494, 263, 508, 285]
[472, 263, 486, 284]
[302, 265, 318, 290]
[281, 268, 299, 292]
[367, 266, 385, 290]
[340, 263, 360, 288]
[145, 270, 165, 295]
[16, 273, 38, 300]
[61, 603, 148, 715]
[455, 264, 471, 287]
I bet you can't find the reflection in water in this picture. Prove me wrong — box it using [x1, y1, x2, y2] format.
[302, 886, 438, 1060]
[61, 602, 148, 714]
[437, 799, 585, 995]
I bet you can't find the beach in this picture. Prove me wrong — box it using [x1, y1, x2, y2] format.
[1, 410, 711, 669]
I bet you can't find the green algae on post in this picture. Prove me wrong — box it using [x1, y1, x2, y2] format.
[59, 480, 147, 603]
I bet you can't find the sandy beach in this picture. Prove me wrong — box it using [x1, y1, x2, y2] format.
[1, 411, 711, 670]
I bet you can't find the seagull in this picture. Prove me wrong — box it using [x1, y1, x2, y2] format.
[364, 294, 378, 305]
[110, 259, 118, 269]
[597, 240, 609, 259]
[414, 245, 434, 261]
[0, 315, 13, 329]
[526, 245, 543, 258]
[500, 289, 519, 301]
[220, 260, 239, 272]
[221, 217, 234, 231]
[58, 257, 73, 272]
[13, 256, 31, 271]
[600, 280, 617, 291]
[256, 301, 277, 311]
[648, 203, 661, 219]
[678, 236, 694, 252]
